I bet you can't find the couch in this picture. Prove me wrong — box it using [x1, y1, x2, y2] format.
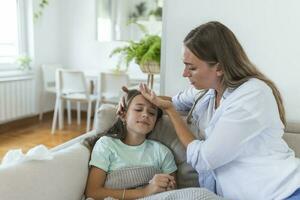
[0, 104, 299, 200]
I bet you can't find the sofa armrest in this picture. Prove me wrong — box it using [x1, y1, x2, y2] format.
[0, 143, 90, 200]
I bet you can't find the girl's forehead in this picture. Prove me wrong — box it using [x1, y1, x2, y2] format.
[130, 95, 156, 108]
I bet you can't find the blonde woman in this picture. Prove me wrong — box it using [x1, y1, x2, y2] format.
[137, 21, 300, 200]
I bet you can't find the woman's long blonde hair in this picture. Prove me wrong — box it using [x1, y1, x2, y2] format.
[184, 21, 286, 126]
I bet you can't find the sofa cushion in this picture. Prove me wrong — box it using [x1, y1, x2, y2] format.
[94, 104, 199, 188]
[284, 121, 300, 158]
[0, 143, 90, 200]
[148, 115, 199, 188]
[283, 132, 300, 158]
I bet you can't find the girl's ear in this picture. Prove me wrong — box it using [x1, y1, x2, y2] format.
[119, 112, 126, 122]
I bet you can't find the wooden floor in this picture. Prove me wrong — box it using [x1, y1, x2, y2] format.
[0, 112, 88, 159]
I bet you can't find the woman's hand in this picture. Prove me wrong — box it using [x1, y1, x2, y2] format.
[143, 174, 176, 196]
[139, 83, 173, 110]
[116, 86, 129, 117]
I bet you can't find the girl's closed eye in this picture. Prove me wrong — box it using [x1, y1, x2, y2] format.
[148, 111, 156, 116]
[134, 108, 143, 112]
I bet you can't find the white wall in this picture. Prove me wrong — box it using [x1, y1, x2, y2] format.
[31, 0, 148, 113]
[58, 0, 147, 76]
[31, 0, 63, 112]
[162, 0, 300, 122]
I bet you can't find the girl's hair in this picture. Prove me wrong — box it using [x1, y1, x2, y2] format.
[184, 21, 286, 126]
[83, 89, 163, 151]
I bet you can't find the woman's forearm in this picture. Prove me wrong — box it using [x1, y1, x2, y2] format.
[165, 106, 196, 148]
[158, 95, 172, 101]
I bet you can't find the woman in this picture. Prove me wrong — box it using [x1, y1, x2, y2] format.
[137, 21, 300, 200]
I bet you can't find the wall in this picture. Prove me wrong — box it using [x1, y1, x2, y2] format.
[32, 0, 148, 113]
[30, 0, 63, 113]
[58, 0, 146, 76]
[161, 0, 300, 122]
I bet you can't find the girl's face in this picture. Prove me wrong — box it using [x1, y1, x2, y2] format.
[182, 47, 223, 90]
[124, 94, 158, 137]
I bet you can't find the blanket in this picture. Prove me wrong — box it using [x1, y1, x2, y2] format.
[102, 166, 225, 200]
[104, 166, 160, 189]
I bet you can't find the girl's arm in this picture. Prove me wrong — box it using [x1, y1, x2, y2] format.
[85, 167, 174, 200]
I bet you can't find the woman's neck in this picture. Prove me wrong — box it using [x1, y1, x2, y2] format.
[214, 85, 225, 109]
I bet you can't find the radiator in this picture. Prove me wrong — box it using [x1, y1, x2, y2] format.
[0, 75, 35, 124]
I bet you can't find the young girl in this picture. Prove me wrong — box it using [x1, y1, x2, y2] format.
[84, 89, 177, 200]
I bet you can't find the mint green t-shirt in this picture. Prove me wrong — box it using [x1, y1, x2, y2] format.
[89, 136, 177, 174]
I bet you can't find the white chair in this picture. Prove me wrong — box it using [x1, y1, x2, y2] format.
[40, 64, 76, 125]
[51, 69, 97, 134]
[94, 72, 130, 126]
[39, 64, 62, 120]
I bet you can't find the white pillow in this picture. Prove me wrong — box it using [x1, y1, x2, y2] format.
[94, 104, 117, 134]
[0, 143, 90, 200]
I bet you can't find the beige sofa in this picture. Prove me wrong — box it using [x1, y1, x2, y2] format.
[0, 104, 299, 200]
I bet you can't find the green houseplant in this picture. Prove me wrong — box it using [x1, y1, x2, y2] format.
[16, 55, 32, 71]
[110, 34, 161, 74]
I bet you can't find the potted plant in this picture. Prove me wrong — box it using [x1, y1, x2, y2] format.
[16, 55, 32, 71]
[110, 34, 161, 75]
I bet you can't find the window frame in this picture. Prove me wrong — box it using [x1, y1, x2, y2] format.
[0, 0, 28, 71]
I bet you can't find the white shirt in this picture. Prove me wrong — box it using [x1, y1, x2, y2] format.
[172, 78, 300, 200]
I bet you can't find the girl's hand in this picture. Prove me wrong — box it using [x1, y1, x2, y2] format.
[139, 83, 173, 110]
[144, 174, 176, 196]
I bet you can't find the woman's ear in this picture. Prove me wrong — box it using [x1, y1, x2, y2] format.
[215, 63, 224, 77]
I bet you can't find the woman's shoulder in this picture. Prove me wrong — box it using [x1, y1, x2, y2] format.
[226, 78, 272, 101]
[224, 78, 277, 112]
[239, 78, 272, 93]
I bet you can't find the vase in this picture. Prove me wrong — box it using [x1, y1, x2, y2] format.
[140, 61, 160, 74]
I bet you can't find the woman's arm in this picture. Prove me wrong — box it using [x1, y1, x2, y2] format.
[165, 106, 196, 148]
[139, 84, 196, 148]
[85, 167, 174, 200]
[158, 95, 172, 102]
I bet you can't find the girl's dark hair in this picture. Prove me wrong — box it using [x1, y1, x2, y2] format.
[82, 89, 163, 151]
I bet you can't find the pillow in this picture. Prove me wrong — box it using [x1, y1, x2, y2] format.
[94, 104, 118, 134]
[148, 116, 199, 188]
[0, 143, 90, 200]
[94, 104, 199, 188]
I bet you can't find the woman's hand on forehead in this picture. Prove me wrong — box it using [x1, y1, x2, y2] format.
[139, 83, 173, 110]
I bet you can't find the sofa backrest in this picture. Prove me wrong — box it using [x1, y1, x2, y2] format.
[284, 122, 300, 158]
[94, 104, 300, 188]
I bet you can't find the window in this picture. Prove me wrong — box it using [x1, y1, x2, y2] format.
[0, 0, 26, 68]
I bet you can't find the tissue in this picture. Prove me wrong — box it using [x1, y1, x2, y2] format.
[1, 144, 53, 166]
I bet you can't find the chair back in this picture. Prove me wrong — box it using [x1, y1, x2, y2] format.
[56, 69, 89, 97]
[98, 72, 130, 103]
[41, 64, 63, 89]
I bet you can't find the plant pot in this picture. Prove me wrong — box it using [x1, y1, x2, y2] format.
[140, 62, 160, 74]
